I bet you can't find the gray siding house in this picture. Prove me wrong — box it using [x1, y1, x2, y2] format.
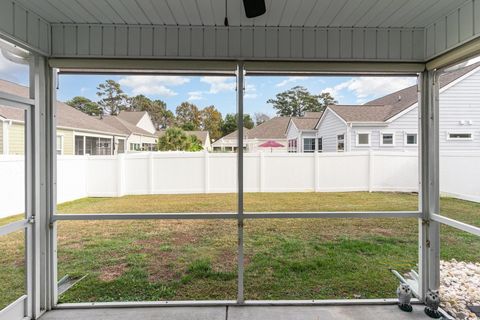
[315, 63, 480, 153]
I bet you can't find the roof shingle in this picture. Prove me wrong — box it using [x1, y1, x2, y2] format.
[0, 80, 126, 136]
[333, 62, 480, 123]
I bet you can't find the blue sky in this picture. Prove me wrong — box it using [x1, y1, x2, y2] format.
[0, 52, 419, 117]
[56, 74, 417, 117]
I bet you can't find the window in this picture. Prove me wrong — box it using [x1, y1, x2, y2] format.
[56, 135, 63, 155]
[75, 136, 84, 155]
[381, 133, 394, 146]
[303, 138, 315, 153]
[406, 133, 417, 145]
[130, 143, 141, 151]
[142, 143, 157, 151]
[288, 139, 297, 153]
[317, 137, 323, 152]
[447, 132, 473, 140]
[81, 136, 112, 155]
[337, 134, 345, 152]
[356, 132, 370, 146]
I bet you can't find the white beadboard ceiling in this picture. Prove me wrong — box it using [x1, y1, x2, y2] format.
[13, 0, 468, 28]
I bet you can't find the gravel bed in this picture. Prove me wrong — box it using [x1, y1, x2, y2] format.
[440, 259, 480, 320]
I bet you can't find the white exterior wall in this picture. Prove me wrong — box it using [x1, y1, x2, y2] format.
[317, 109, 347, 152]
[136, 113, 156, 134]
[126, 134, 157, 151]
[349, 108, 419, 152]
[438, 69, 480, 152]
[286, 122, 300, 152]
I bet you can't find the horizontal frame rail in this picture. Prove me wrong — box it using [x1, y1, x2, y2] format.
[0, 295, 27, 320]
[431, 214, 480, 237]
[0, 91, 34, 109]
[52, 211, 420, 221]
[53, 298, 420, 309]
[0, 219, 28, 236]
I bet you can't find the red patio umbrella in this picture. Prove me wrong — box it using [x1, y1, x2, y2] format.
[259, 140, 284, 152]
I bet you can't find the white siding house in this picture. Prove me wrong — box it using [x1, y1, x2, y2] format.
[316, 63, 480, 153]
[285, 116, 321, 152]
[317, 109, 348, 152]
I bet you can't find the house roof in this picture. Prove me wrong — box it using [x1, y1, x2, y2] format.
[117, 110, 147, 125]
[248, 117, 291, 139]
[290, 116, 321, 130]
[328, 105, 392, 122]
[329, 62, 480, 123]
[156, 129, 210, 145]
[304, 112, 323, 118]
[0, 80, 126, 136]
[102, 115, 156, 137]
[218, 127, 251, 140]
[217, 117, 292, 142]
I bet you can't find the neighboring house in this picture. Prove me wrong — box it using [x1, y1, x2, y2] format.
[156, 130, 212, 151]
[102, 112, 158, 152]
[314, 62, 480, 153]
[285, 112, 323, 152]
[0, 80, 127, 156]
[212, 117, 291, 152]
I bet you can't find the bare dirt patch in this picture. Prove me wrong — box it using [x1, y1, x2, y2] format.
[99, 263, 128, 281]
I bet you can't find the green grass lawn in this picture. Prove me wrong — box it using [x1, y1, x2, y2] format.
[0, 192, 479, 308]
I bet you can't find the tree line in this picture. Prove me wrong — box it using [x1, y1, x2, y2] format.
[66, 80, 336, 143]
[66, 79, 263, 141]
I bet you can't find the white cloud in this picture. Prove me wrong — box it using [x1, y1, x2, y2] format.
[244, 83, 257, 99]
[200, 76, 235, 93]
[187, 91, 204, 101]
[0, 52, 29, 85]
[322, 77, 416, 103]
[119, 75, 190, 97]
[276, 76, 307, 87]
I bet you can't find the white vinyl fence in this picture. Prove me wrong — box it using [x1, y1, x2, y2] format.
[1, 151, 479, 218]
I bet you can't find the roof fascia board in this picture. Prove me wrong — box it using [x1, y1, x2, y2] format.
[386, 103, 418, 123]
[438, 65, 480, 93]
[350, 122, 388, 127]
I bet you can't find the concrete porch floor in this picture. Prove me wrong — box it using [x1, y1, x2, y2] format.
[40, 305, 434, 320]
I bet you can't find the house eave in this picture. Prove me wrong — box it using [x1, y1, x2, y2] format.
[349, 122, 388, 127]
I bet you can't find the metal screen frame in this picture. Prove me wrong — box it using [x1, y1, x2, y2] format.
[1, 22, 480, 318]
[0, 61, 35, 320]
[46, 62, 430, 310]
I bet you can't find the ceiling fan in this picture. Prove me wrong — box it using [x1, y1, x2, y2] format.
[224, 0, 267, 26]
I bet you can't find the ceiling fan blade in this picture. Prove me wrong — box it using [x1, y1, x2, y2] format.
[243, 0, 266, 18]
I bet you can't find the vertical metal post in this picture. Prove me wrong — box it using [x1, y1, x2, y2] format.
[236, 62, 245, 304]
[48, 67, 58, 309]
[27, 54, 54, 318]
[28, 54, 42, 318]
[418, 70, 441, 301]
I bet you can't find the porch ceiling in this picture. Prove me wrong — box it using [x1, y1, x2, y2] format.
[14, 0, 468, 28]
[0, 0, 479, 66]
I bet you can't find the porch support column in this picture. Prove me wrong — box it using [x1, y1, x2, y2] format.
[29, 54, 56, 318]
[418, 70, 441, 301]
[236, 62, 245, 304]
